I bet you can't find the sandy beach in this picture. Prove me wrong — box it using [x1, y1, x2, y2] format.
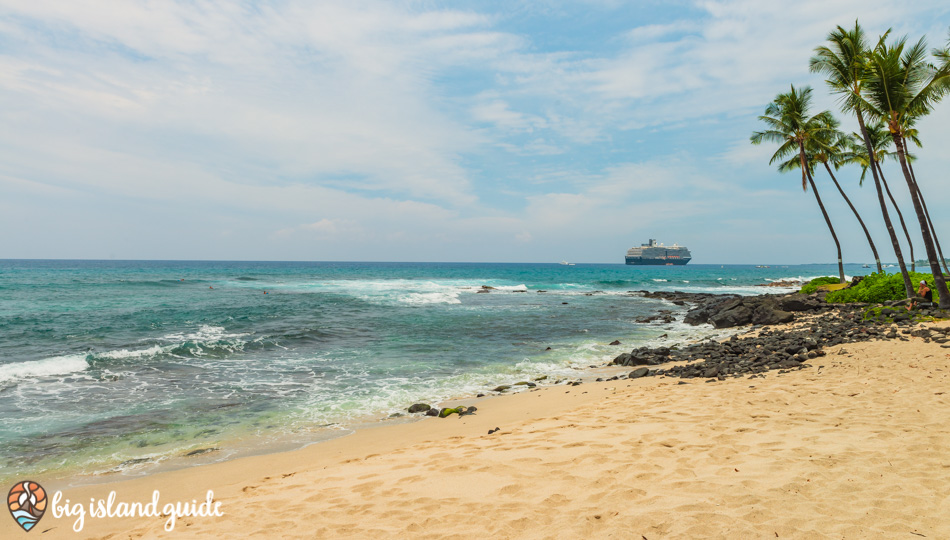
[5, 319, 948, 540]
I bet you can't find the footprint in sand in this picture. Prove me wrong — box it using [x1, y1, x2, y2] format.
[497, 484, 523, 495]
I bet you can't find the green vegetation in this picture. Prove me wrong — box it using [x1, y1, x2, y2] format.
[800, 276, 841, 294]
[826, 272, 938, 304]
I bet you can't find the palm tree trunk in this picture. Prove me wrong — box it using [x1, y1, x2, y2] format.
[822, 162, 882, 273]
[856, 112, 913, 296]
[802, 147, 845, 283]
[892, 134, 950, 308]
[915, 180, 950, 275]
[904, 139, 950, 276]
[877, 163, 916, 272]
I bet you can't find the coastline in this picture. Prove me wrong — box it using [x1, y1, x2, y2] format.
[8, 297, 950, 538]
[6, 260, 819, 486]
[5, 287, 761, 488]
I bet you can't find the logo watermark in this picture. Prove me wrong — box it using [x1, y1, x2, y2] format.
[7, 481, 47, 532]
[8, 482, 223, 533]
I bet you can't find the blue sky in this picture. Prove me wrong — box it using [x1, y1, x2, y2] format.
[2, 0, 950, 264]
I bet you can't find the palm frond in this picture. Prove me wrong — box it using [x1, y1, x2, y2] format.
[767, 139, 799, 165]
[865, 32, 948, 136]
[750, 128, 789, 146]
[750, 84, 836, 191]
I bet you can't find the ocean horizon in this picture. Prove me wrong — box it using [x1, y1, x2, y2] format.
[0, 260, 869, 483]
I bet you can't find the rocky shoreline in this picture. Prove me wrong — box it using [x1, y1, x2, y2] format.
[406, 288, 950, 417]
[611, 289, 950, 381]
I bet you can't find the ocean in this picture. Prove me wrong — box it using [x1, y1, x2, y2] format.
[0, 260, 857, 483]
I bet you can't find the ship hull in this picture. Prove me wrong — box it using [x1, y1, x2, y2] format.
[625, 257, 691, 266]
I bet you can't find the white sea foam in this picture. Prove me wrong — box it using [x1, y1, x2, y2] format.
[250, 278, 560, 305]
[490, 284, 529, 292]
[160, 325, 247, 343]
[399, 291, 462, 305]
[788, 274, 852, 283]
[341, 280, 497, 305]
[0, 355, 89, 385]
[97, 345, 165, 360]
[665, 285, 800, 295]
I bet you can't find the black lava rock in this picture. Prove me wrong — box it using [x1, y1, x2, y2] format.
[629, 367, 650, 378]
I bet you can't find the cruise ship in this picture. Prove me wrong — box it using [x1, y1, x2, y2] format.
[625, 239, 692, 265]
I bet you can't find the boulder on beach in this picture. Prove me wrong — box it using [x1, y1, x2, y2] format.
[629, 367, 650, 378]
[751, 303, 794, 326]
[653, 290, 824, 328]
[708, 299, 753, 328]
[700, 297, 794, 329]
[438, 407, 461, 418]
[682, 295, 741, 326]
[438, 406, 475, 418]
[611, 346, 671, 367]
[777, 294, 822, 312]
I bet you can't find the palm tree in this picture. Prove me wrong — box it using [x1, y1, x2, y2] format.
[900, 115, 950, 275]
[779, 115, 883, 273]
[750, 85, 845, 283]
[838, 122, 915, 271]
[860, 34, 950, 307]
[811, 118, 884, 274]
[809, 21, 914, 297]
[919, 31, 950, 275]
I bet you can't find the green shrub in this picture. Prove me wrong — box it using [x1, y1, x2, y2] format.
[825, 272, 938, 304]
[800, 276, 841, 294]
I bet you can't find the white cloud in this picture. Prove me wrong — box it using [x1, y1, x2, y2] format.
[302, 219, 339, 233]
[0, 1, 517, 207]
[625, 21, 698, 43]
[471, 98, 546, 132]
[474, 0, 948, 143]
[1, 0, 949, 262]
[719, 138, 778, 167]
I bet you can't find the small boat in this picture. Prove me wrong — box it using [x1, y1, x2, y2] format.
[560, 261, 575, 266]
[862, 264, 870, 268]
[755, 265, 770, 268]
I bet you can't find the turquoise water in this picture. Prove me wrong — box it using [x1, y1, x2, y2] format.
[0, 260, 857, 481]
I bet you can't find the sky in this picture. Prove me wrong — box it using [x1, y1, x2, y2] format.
[2, 1, 950, 264]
